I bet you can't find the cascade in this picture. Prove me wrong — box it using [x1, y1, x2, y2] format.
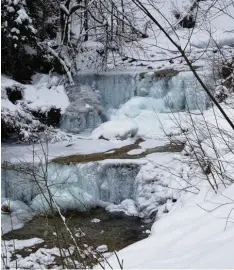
[73, 70, 211, 111]
[73, 72, 138, 110]
[2, 153, 182, 218]
[62, 70, 211, 133]
[1, 160, 144, 214]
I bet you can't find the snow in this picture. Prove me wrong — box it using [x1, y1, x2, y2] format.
[91, 218, 101, 223]
[2, 1, 234, 268]
[15, 8, 30, 24]
[1, 74, 69, 114]
[75, 231, 86, 238]
[106, 199, 138, 216]
[1, 238, 76, 269]
[111, 108, 183, 140]
[127, 148, 145, 155]
[139, 139, 169, 149]
[96, 245, 108, 253]
[101, 183, 234, 269]
[1, 75, 70, 141]
[1, 199, 34, 235]
[2, 238, 44, 251]
[24, 75, 69, 114]
[92, 119, 138, 140]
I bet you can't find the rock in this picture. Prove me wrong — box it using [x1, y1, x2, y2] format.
[31, 108, 61, 127]
[1, 204, 11, 213]
[154, 69, 180, 78]
[6, 85, 23, 104]
[174, 12, 196, 29]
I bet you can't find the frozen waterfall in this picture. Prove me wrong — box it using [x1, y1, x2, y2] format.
[73, 70, 211, 111]
[2, 160, 144, 214]
[61, 70, 211, 133]
[2, 152, 184, 218]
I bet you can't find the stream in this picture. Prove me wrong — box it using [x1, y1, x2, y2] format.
[2, 207, 152, 268]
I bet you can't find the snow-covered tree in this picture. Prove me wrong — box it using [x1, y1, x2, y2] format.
[2, 0, 36, 47]
[2, 0, 38, 82]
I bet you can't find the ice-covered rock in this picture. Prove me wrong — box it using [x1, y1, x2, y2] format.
[127, 149, 145, 155]
[106, 199, 138, 216]
[1, 199, 34, 235]
[113, 96, 166, 118]
[61, 84, 107, 133]
[92, 119, 138, 140]
[31, 188, 96, 213]
[1, 199, 31, 214]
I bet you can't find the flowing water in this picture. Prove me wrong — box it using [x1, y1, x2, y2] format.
[2, 208, 152, 268]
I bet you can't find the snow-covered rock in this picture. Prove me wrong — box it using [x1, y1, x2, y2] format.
[91, 218, 101, 223]
[96, 245, 108, 253]
[92, 119, 138, 140]
[106, 199, 138, 216]
[1, 199, 33, 235]
[1, 75, 69, 142]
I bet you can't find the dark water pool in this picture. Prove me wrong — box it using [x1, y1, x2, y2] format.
[3, 207, 152, 268]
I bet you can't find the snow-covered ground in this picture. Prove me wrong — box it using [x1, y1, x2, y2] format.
[101, 183, 234, 269]
[1, 238, 79, 269]
[104, 0, 234, 72]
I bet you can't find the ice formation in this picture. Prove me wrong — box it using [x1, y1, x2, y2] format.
[28, 160, 143, 213]
[61, 84, 106, 133]
[59, 70, 211, 134]
[1, 199, 34, 234]
[73, 71, 211, 113]
[2, 152, 191, 219]
[73, 72, 137, 110]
